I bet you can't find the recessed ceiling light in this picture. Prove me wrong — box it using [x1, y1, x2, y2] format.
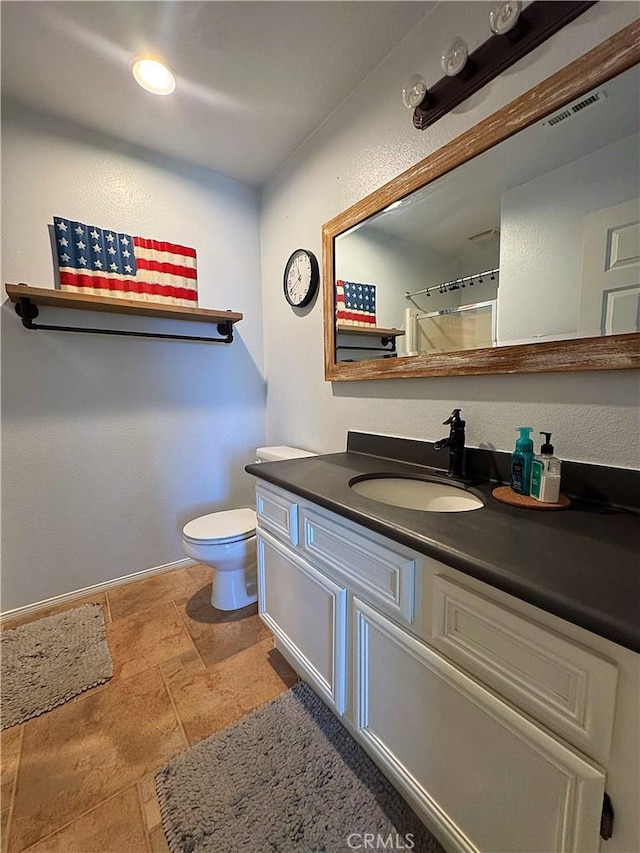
[132, 58, 176, 96]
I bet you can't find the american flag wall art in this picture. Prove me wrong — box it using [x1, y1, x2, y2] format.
[335, 280, 377, 326]
[53, 217, 198, 307]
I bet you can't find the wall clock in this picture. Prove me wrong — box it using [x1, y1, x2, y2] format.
[283, 248, 319, 308]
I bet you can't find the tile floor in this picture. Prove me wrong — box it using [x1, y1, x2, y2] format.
[0, 565, 298, 852]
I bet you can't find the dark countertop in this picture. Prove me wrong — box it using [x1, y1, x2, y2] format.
[246, 449, 640, 653]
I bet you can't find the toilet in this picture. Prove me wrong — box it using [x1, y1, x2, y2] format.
[181, 446, 315, 611]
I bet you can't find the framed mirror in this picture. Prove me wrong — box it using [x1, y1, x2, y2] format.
[322, 22, 640, 381]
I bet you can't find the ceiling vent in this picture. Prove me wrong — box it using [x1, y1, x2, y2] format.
[543, 89, 607, 128]
[467, 227, 500, 244]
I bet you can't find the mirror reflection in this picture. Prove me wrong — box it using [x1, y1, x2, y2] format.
[334, 64, 639, 363]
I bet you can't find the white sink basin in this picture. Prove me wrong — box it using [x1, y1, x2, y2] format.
[350, 476, 484, 513]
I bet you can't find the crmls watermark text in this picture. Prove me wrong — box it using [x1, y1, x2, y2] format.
[346, 832, 415, 850]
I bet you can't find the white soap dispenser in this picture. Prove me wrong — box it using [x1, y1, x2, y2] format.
[530, 432, 562, 503]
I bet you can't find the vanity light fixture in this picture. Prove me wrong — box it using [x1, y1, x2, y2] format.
[402, 73, 428, 110]
[132, 57, 176, 96]
[489, 1, 523, 36]
[407, 0, 596, 130]
[441, 38, 469, 77]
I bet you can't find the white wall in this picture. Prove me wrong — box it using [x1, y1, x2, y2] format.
[261, 1, 640, 468]
[1, 103, 265, 610]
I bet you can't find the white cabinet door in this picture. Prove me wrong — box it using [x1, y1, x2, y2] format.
[257, 529, 347, 713]
[353, 598, 605, 853]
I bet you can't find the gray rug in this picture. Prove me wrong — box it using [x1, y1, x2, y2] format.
[155, 682, 444, 853]
[1, 603, 113, 729]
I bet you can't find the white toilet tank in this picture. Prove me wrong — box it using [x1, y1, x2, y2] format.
[255, 446, 315, 463]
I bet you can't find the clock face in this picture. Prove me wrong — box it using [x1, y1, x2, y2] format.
[283, 248, 319, 307]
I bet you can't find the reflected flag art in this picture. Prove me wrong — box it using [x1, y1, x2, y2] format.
[335, 279, 377, 326]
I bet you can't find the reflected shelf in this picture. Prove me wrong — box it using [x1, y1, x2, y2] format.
[336, 324, 405, 358]
[336, 324, 405, 338]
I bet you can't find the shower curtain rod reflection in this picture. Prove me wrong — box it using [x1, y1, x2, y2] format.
[405, 268, 499, 299]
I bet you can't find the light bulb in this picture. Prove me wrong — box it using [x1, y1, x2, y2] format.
[402, 74, 428, 110]
[441, 38, 469, 77]
[132, 58, 176, 95]
[489, 1, 522, 35]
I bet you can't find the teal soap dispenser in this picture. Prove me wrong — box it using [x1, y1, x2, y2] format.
[511, 427, 534, 495]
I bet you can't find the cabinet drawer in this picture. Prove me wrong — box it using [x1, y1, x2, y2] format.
[431, 575, 618, 763]
[300, 507, 415, 623]
[256, 484, 299, 545]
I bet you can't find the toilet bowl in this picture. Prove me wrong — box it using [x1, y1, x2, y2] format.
[181, 446, 314, 611]
[182, 508, 258, 610]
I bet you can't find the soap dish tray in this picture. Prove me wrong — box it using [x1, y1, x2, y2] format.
[492, 485, 571, 510]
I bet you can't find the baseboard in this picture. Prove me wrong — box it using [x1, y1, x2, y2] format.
[0, 557, 197, 622]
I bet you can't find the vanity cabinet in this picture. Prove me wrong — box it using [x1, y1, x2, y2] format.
[254, 482, 638, 853]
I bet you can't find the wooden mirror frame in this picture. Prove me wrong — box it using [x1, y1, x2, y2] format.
[322, 22, 640, 381]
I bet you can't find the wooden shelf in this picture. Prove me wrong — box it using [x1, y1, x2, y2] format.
[336, 324, 405, 338]
[5, 284, 242, 325]
[5, 283, 243, 344]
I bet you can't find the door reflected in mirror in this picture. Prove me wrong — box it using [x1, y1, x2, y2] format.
[333, 63, 639, 364]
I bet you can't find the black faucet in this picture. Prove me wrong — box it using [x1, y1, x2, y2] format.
[434, 409, 466, 479]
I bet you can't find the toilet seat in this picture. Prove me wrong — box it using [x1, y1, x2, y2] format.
[182, 508, 256, 545]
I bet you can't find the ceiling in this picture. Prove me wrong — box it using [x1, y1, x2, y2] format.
[1, 1, 433, 186]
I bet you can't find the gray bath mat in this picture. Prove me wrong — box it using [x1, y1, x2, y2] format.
[155, 681, 444, 853]
[1, 603, 113, 729]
